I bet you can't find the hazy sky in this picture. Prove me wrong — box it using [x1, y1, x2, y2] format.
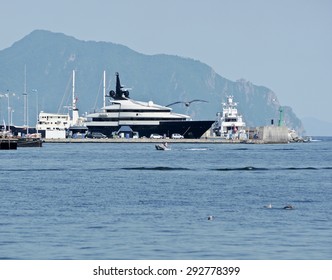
[1, 0, 331, 122]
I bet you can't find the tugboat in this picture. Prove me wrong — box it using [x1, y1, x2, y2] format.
[213, 95, 246, 139]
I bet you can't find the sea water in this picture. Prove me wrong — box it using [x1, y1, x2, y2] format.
[0, 137, 331, 260]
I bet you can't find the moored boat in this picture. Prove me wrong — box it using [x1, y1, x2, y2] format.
[36, 70, 87, 139]
[0, 127, 17, 150]
[85, 73, 214, 139]
[213, 95, 247, 139]
[17, 137, 43, 147]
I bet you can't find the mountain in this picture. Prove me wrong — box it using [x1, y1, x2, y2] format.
[0, 30, 304, 134]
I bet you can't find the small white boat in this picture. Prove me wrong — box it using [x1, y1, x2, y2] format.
[155, 143, 171, 150]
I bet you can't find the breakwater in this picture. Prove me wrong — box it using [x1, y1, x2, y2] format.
[43, 138, 267, 144]
[43, 126, 295, 144]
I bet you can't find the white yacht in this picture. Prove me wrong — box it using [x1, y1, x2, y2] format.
[85, 73, 214, 138]
[36, 70, 86, 139]
[213, 95, 246, 139]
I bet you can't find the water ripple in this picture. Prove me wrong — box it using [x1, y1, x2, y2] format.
[211, 166, 332, 171]
[121, 166, 191, 171]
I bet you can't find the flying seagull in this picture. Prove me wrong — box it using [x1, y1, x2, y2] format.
[166, 99, 208, 107]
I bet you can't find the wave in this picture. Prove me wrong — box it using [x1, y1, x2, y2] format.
[185, 148, 209, 151]
[272, 148, 296, 151]
[292, 199, 315, 203]
[121, 166, 191, 171]
[0, 168, 66, 172]
[4, 166, 331, 173]
[287, 167, 318, 170]
[211, 166, 332, 171]
[282, 166, 331, 170]
[212, 166, 269, 171]
[86, 226, 106, 230]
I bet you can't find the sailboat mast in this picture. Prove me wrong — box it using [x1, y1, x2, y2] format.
[23, 64, 29, 133]
[72, 70, 76, 110]
[103, 70, 106, 111]
[71, 70, 79, 126]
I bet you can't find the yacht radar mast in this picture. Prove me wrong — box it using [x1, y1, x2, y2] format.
[109, 72, 130, 100]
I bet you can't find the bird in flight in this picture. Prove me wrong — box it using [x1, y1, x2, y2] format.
[166, 99, 208, 107]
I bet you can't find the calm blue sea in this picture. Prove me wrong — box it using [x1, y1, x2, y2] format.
[0, 137, 331, 260]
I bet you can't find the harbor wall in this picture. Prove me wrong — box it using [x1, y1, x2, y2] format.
[257, 125, 289, 143]
[42, 126, 290, 144]
[43, 126, 289, 144]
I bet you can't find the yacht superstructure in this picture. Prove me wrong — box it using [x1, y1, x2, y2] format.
[213, 95, 246, 139]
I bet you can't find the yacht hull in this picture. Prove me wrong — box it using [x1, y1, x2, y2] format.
[86, 120, 214, 139]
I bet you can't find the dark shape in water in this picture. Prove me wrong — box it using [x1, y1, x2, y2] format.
[283, 205, 294, 210]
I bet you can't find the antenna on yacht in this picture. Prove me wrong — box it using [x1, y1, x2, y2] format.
[116, 72, 121, 95]
[103, 70, 106, 111]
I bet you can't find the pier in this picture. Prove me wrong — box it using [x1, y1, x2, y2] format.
[43, 138, 269, 144]
[43, 126, 291, 144]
